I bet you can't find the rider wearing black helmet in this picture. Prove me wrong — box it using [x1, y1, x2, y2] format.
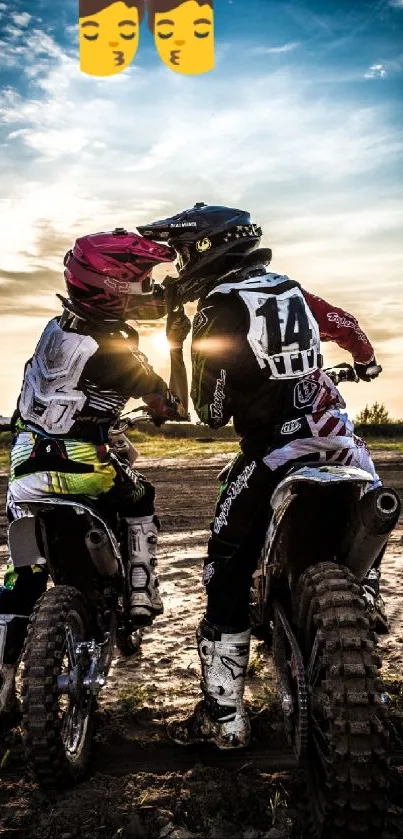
[138, 203, 385, 750]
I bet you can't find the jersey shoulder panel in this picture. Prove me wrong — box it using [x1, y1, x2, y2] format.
[19, 319, 99, 435]
[205, 272, 293, 298]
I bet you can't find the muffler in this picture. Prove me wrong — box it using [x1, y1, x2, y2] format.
[343, 486, 400, 580]
[85, 528, 119, 577]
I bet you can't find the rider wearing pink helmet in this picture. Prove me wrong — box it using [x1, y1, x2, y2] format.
[63, 227, 172, 320]
[0, 228, 191, 717]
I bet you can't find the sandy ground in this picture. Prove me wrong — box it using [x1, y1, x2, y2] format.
[0, 451, 403, 839]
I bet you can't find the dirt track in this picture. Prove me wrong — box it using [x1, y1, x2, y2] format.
[1, 452, 403, 839]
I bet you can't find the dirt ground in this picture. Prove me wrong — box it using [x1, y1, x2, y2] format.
[1, 452, 403, 839]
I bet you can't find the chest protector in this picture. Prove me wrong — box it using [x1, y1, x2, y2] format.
[19, 319, 98, 434]
[208, 273, 321, 380]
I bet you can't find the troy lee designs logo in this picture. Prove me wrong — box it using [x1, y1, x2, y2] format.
[327, 312, 367, 343]
[327, 312, 356, 329]
[214, 461, 257, 534]
[104, 278, 132, 293]
[294, 376, 320, 409]
[281, 419, 302, 435]
[210, 369, 226, 422]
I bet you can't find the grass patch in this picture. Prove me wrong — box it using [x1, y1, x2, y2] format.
[128, 433, 403, 459]
[383, 676, 403, 713]
[117, 684, 149, 714]
[247, 653, 265, 678]
[269, 780, 289, 824]
[0, 450, 9, 470]
[365, 439, 403, 452]
[133, 437, 238, 459]
[1, 431, 403, 471]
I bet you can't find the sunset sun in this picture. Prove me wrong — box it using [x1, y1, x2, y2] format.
[151, 329, 170, 355]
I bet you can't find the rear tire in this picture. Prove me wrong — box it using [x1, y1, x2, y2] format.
[21, 586, 94, 788]
[294, 562, 389, 838]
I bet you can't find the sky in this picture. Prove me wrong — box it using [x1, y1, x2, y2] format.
[0, 0, 402, 420]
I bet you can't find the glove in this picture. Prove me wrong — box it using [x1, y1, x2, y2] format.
[144, 390, 189, 426]
[166, 305, 192, 349]
[129, 285, 167, 321]
[354, 358, 382, 382]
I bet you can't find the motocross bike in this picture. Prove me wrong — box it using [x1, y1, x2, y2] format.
[244, 364, 401, 839]
[1, 410, 153, 788]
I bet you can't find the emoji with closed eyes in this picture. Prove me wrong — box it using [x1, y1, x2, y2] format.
[147, 0, 214, 75]
[79, 0, 144, 76]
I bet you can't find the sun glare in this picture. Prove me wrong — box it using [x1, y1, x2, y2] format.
[151, 330, 170, 355]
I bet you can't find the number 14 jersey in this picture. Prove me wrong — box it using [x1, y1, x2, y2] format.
[191, 271, 375, 441]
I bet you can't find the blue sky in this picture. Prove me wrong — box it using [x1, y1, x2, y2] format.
[0, 0, 402, 417]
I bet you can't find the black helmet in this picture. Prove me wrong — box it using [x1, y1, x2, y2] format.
[137, 203, 265, 303]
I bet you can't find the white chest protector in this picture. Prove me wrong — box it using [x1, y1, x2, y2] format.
[19, 319, 98, 434]
[208, 273, 321, 380]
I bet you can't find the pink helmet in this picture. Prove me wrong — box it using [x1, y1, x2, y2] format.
[63, 228, 175, 320]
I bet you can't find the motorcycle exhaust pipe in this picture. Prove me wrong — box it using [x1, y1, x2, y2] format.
[85, 528, 119, 577]
[343, 486, 400, 581]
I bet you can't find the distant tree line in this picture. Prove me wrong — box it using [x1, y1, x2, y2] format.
[355, 402, 402, 425]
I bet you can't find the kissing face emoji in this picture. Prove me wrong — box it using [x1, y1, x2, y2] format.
[148, 0, 214, 75]
[79, 0, 144, 77]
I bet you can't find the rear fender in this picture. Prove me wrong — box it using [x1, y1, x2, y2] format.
[270, 464, 373, 515]
[264, 465, 374, 595]
[9, 499, 121, 569]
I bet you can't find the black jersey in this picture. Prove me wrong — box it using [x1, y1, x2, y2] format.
[190, 270, 374, 449]
[13, 310, 167, 442]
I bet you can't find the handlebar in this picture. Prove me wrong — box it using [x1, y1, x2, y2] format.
[324, 364, 358, 385]
[114, 408, 153, 431]
[324, 363, 382, 385]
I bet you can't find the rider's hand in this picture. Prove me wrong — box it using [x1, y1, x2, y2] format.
[144, 391, 189, 426]
[354, 358, 382, 382]
[166, 305, 192, 349]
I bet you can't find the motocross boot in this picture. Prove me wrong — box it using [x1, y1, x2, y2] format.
[362, 568, 390, 634]
[167, 618, 251, 749]
[125, 515, 163, 627]
[0, 663, 18, 717]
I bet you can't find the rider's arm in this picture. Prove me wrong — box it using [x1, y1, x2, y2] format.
[169, 348, 189, 416]
[166, 304, 191, 416]
[190, 296, 240, 429]
[106, 335, 184, 421]
[302, 289, 375, 365]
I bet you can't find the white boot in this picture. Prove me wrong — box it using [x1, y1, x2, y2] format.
[362, 567, 390, 634]
[0, 663, 18, 715]
[125, 516, 163, 627]
[168, 620, 251, 749]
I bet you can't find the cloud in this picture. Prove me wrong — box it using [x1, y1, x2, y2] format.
[0, 23, 402, 346]
[389, 0, 403, 7]
[364, 63, 387, 79]
[251, 41, 300, 55]
[12, 12, 32, 26]
[0, 266, 63, 318]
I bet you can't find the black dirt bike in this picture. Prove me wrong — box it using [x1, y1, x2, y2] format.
[243, 364, 401, 839]
[2, 411, 152, 788]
